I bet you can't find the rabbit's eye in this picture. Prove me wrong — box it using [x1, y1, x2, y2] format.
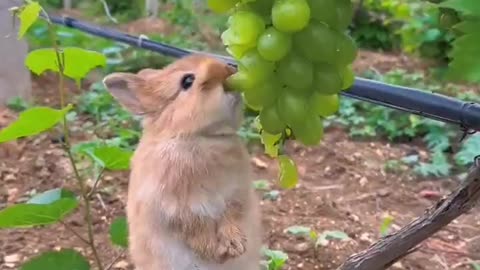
[180, 73, 195, 90]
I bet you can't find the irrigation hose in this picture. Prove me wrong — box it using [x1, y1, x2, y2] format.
[45, 14, 480, 132]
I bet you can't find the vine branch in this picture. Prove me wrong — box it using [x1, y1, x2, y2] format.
[44, 17, 104, 270]
[338, 156, 480, 270]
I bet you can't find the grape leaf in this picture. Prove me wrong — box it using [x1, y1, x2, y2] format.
[0, 198, 78, 228]
[27, 188, 76, 205]
[446, 33, 480, 83]
[25, 47, 107, 83]
[0, 105, 72, 143]
[261, 130, 281, 157]
[278, 155, 298, 189]
[454, 20, 480, 33]
[91, 146, 133, 170]
[17, 2, 42, 39]
[110, 216, 128, 248]
[20, 249, 90, 270]
[439, 0, 480, 17]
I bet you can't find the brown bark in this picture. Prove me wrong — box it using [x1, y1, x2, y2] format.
[339, 156, 480, 270]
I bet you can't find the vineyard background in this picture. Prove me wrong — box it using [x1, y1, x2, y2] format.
[2, 0, 480, 269]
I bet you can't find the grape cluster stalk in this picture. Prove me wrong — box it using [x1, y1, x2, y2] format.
[208, 0, 357, 146]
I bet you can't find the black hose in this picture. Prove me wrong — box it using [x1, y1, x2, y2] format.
[46, 15, 480, 132]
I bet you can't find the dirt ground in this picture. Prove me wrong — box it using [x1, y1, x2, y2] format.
[1, 49, 480, 270]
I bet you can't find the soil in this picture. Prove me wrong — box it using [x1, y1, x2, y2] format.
[1, 49, 480, 270]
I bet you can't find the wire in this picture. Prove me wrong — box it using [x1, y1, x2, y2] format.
[45, 14, 480, 132]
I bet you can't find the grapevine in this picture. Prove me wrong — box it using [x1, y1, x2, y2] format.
[207, 0, 357, 186]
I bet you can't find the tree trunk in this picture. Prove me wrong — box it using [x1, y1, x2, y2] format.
[63, 0, 72, 10]
[339, 156, 480, 270]
[145, 0, 159, 17]
[0, 0, 32, 106]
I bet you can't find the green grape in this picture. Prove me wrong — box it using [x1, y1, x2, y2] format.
[257, 27, 292, 61]
[334, 32, 357, 67]
[260, 105, 286, 134]
[307, 0, 336, 27]
[244, 80, 280, 109]
[313, 63, 342, 95]
[284, 86, 313, 96]
[243, 93, 262, 111]
[341, 65, 355, 90]
[239, 50, 275, 82]
[227, 11, 265, 45]
[294, 21, 336, 64]
[307, 0, 353, 30]
[309, 92, 339, 117]
[272, 0, 311, 33]
[335, 0, 354, 31]
[292, 115, 324, 146]
[277, 52, 313, 89]
[227, 68, 259, 92]
[207, 0, 239, 13]
[248, 0, 275, 20]
[276, 91, 308, 126]
[227, 43, 256, 59]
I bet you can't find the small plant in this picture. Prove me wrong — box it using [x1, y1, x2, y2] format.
[379, 214, 395, 236]
[260, 247, 289, 270]
[0, 2, 130, 269]
[6, 96, 31, 112]
[285, 225, 350, 251]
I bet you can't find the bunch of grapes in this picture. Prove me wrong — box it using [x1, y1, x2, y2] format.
[208, 0, 357, 146]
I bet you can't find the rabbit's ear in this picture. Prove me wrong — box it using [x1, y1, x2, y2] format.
[103, 73, 146, 115]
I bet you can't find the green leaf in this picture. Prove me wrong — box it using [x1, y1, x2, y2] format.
[253, 180, 271, 190]
[379, 215, 394, 236]
[261, 248, 288, 270]
[17, 2, 42, 39]
[25, 47, 107, 83]
[278, 155, 298, 189]
[92, 146, 133, 170]
[27, 188, 76, 204]
[439, 0, 480, 17]
[0, 198, 78, 228]
[0, 105, 72, 143]
[110, 216, 128, 248]
[454, 20, 480, 33]
[20, 249, 90, 270]
[263, 190, 280, 201]
[455, 134, 480, 166]
[316, 230, 350, 247]
[446, 30, 480, 83]
[471, 262, 480, 270]
[414, 151, 451, 177]
[285, 225, 312, 238]
[261, 131, 281, 158]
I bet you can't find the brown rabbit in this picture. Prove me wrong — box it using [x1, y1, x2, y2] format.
[102, 54, 262, 270]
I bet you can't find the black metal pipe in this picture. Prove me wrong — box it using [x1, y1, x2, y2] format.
[46, 15, 480, 132]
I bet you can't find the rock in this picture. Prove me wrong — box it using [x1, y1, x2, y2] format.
[359, 177, 368, 187]
[34, 156, 46, 169]
[114, 260, 129, 269]
[4, 253, 20, 263]
[251, 157, 268, 169]
[377, 188, 391, 197]
[294, 242, 311, 253]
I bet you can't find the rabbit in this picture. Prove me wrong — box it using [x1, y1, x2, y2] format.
[102, 54, 262, 270]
